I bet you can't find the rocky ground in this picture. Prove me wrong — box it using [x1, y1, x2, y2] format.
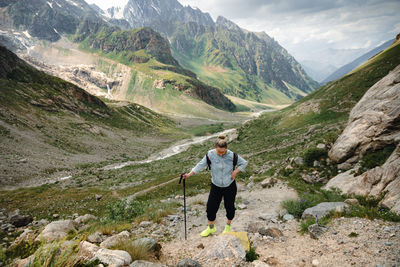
[160, 181, 400, 267]
[3, 179, 400, 267]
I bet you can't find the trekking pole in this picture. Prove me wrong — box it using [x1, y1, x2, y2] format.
[179, 172, 187, 240]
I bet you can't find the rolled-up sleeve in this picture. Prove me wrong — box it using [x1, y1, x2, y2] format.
[192, 155, 208, 174]
[237, 155, 248, 172]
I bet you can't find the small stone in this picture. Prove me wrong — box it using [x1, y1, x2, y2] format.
[259, 227, 283, 238]
[197, 243, 204, 249]
[258, 213, 274, 221]
[177, 258, 202, 267]
[53, 214, 60, 219]
[282, 214, 294, 221]
[238, 204, 247, 210]
[313, 161, 320, 167]
[243, 200, 250, 205]
[384, 242, 393, 246]
[19, 158, 28, 163]
[95, 194, 102, 201]
[332, 231, 338, 235]
[87, 232, 103, 243]
[312, 259, 319, 266]
[338, 240, 344, 244]
[308, 224, 328, 239]
[317, 144, 326, 149]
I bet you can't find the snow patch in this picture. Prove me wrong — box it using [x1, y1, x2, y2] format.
[66, 0, 78, 7]
[47, 1, 53, 8]
[53, 28, 59, 34]
[54, 1, 62, 8]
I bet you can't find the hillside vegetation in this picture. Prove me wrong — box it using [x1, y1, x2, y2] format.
[72, 19, 236, 113]
[0, 45, 184, 187]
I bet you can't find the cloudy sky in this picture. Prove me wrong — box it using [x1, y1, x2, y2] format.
[86, 0, 400, 72]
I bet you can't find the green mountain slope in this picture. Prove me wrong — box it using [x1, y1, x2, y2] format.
[0, 45, 183, 187]
[72, 19, 236, 112]
[148, 17, 319, 104]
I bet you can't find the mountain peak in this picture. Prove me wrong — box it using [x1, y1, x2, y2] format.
[123, 0, 213, 28]
[216, 16, 240, 31]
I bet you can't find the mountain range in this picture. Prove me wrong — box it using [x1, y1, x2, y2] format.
[0, 0, 319, 111]
[322, 39, 395, 84]
[103, 0, 319, 103]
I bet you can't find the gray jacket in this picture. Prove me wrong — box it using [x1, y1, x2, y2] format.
[191, 149, 248, 187]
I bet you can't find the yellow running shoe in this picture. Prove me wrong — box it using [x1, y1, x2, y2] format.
[200, 225, 217, 237]
[223, 224, 232, 233]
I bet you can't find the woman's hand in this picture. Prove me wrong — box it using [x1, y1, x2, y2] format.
[231, 169, 240, 180]
[183, 171, 194, 179]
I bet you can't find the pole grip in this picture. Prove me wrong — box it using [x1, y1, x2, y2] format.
[179, 172, 185, 184]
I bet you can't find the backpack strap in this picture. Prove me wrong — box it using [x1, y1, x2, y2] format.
[233, 153, 238, 169]
[206, 153, 211, 171]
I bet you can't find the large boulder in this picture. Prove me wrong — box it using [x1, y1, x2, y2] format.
[194, 234, 246, 261]
[302, 202, 349, 220]
[100, 231, 130, 248]
[74, 214, 97, 224]
[35, 220, 77, 242]
[78, 241, 100, 260]
[94, 248, 132, 267]
[325, 144, 400, 213]
[329, 65, 400, 163]
[9, 215, 33, 227]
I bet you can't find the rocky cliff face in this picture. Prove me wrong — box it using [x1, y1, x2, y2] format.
[121, 0, 214, 28]
[1, 0, 99, 41]
[325, 64, 400, 214]
[74, 19, 179, 66]
[328, 65, 400, 163]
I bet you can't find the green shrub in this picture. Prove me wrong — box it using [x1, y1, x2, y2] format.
[359, 145, 396, 173]
[6, 240, 41, 261]
[303, 148, 327, 167]
[105, 199, 145, 221]
[348, 232, 358, 237]
[245, 244, 259, 262]
[340, 205, 400, 222]
[282, 189, 345, 219]
[111, 239, 152, 261]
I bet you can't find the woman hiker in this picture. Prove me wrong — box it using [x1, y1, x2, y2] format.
[182, 135, 248, 237]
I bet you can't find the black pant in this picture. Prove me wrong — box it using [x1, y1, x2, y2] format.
[206, 181, 237, 221]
